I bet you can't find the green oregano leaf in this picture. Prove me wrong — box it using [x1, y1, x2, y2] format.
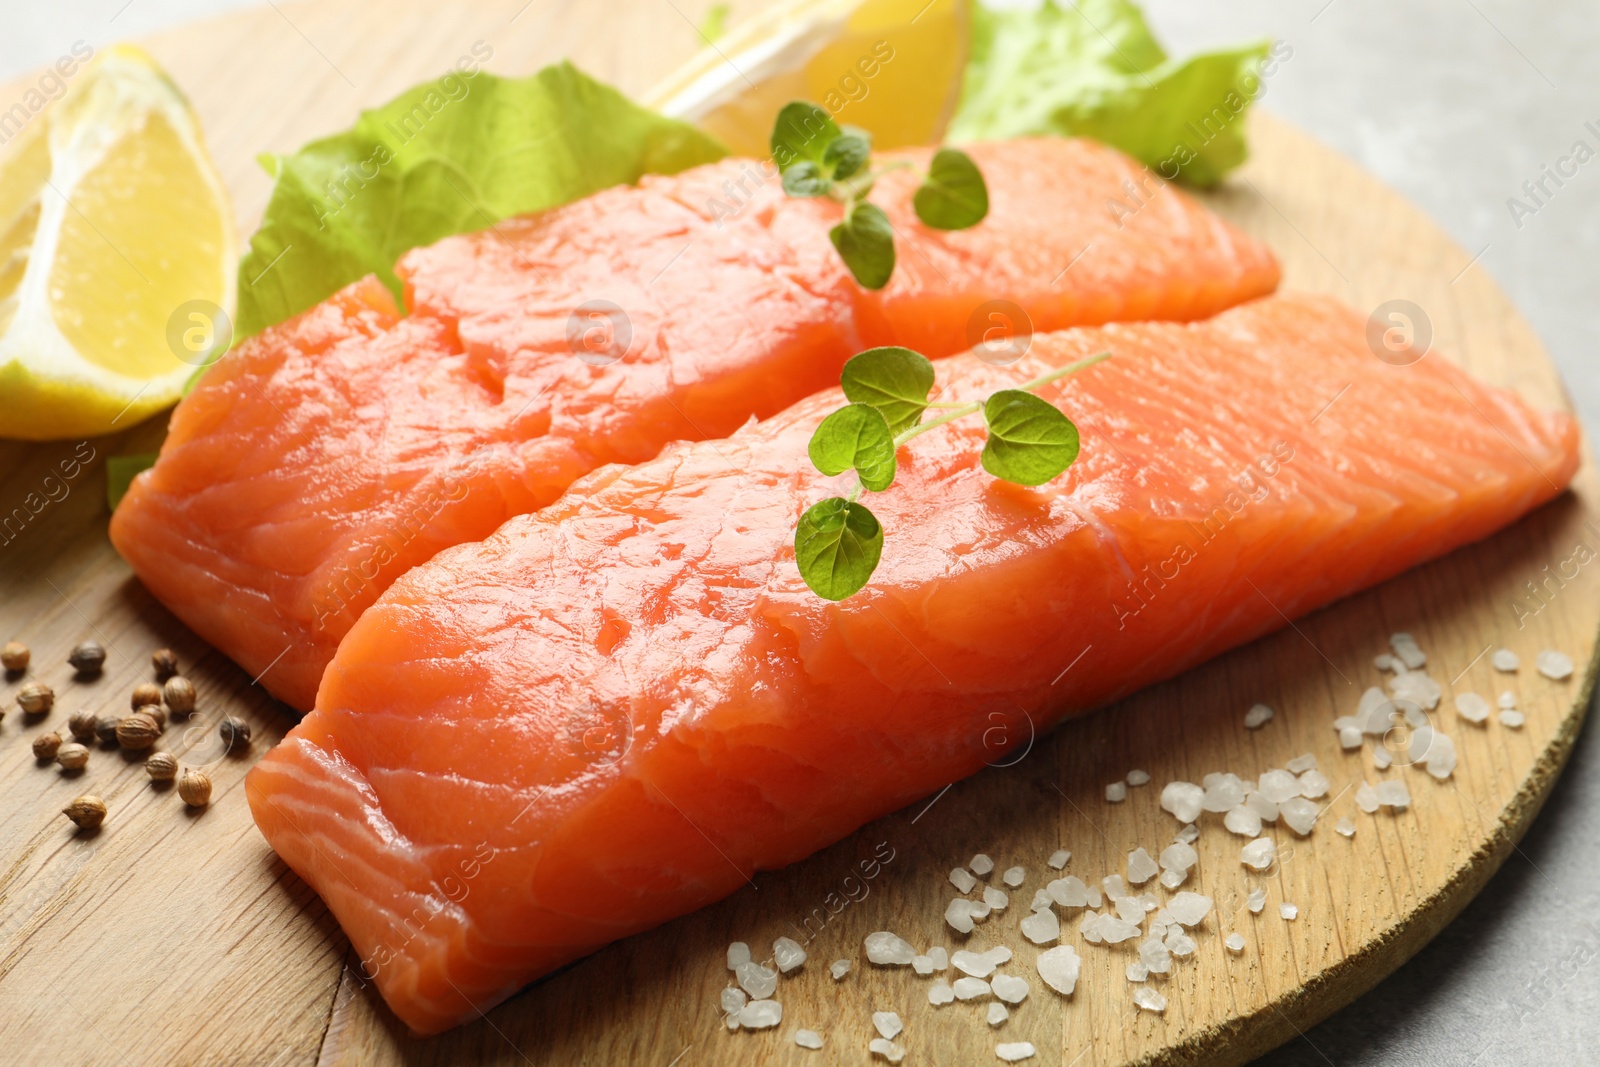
[770, 101, 840, 170]
[913, 147, 989, 230]
[981, 389, 1080, 486]
[808, 404, 897, 492]
[839, 346, 935, 434]
[823, 133, 871, 181]
[781, 160, 832, 197]
[829, 201, 896, 290]
[794, 497, 884, 601]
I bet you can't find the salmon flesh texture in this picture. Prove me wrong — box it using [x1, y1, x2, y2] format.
[245, 292, 1579, 1033]
[110, 138, 1279, 710]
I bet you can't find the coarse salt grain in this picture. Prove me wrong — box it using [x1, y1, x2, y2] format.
[912, 955, 934, 976]
[1127, 769, 1151, 786]
[739, 999, 782, 1029]
[1298, 770, 1331, 799]
[984, 886, 1009, 911]
[1356, 783, 1380, 813]
[1036, 944, 1081, 995]
[1165, 927, 1197, 957]
[1286, 753, 1318, 774]
[1537, 650, 1574, 680]
[970, 854, 995, 876]
[872, 1011, 903, 1040]
[736, 960, 778, 999]
[1390, 671, 1442, 711]
[774, 936, 807, 973]
[1455, 692, 1491, 724]
[1374, 653, 1398, 672]
[1340, 725, 1364, 750]
[953, 977, 991, 1000]
[795, 1028, 823, 1049]
[996, 1042, 1037, 1062]
[952, 949, 998, 978]
[1492, 648, 1520, 672]
[1139, 937, 1171, 974]
[869, 1037, 906, 1063]
[1161, 781, 1204, 823]
[830, 959, 851, 980]
[969, 899, 992, 921]
[1225, 933, 1246, 952]
[1390, 632, 1426, 669]
[1224, 805, 1263, 837]
[1106, 781, 1128, 803]
[1047, 849, 1071, 870]
[1500, 709, 1526, 728]
[1376, 780, 1411, 810]
[1244, 703, 1275, 729]
[1335, 817, 1356, 837]
[1279, 797, 1320, 836]
[1003, 866, 1026, 887]
[1133, 987, 1167, 1013]
[1373, 746, 1393, 770]
[991, 973, 1030, 1004]
[1258, 769, 1300, 804]
[727, 942, 751, 969]
[987, 1001, 1009, 1026]
[1241, 837, 1276, 870]
[1046, 876, 1090, 908]
[1126, 960, 1148, 983]
[1498, 690, 1518, 709]
[1247, 887, 1267, 914]
[1160, 841, 1197, 872]
[1029, 888, 1053, 912]
[928, 947, 948, 970]
[950, 867, 979, 893]
[1021, 908, 1059, 945]
[1279, 903, 1298, 920]
[1102, 874, 1127, 899]
[1159, 867, 1188, 889]
[865, 932, 917, 966]
[1127, 848, 1159, 885]
[1166, 892, 1213, 927]
[946, 898, 976, 935]
[928, 979, 955, 1006]
[722, 987, 747, 1013]
[1202, 773, 1246, 812]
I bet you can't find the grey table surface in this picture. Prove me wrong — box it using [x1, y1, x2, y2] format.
[3, 2, 1597, 1065]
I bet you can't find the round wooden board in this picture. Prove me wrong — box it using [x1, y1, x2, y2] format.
[0, 2, 1594, 1065]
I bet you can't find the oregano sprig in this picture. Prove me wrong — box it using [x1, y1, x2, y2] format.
[770, 102, 989, 290]
[795, 347, 1110, 600]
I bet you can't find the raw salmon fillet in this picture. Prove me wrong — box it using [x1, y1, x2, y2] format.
[111, 138, 1278, 710]
[246, 293, 1578, 1033]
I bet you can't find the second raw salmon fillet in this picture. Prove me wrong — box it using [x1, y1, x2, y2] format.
[110, 138, 1278, 709]
[246, 293, 1578, 1033]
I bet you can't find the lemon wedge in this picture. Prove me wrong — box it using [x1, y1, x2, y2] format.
[0, 44, 235, 441]
[643, 0, 970, 156]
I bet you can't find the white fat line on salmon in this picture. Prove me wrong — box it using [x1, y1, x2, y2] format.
[1507, 521, 1600, 630]
[1112, 441, 1295, 630]
[0, 441, 95, 547]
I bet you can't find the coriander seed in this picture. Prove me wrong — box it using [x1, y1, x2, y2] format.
[67, 709, 97, 742]
[178, 769, 212, 807]
[17, 682, 53, 715]
[1, 641, 28, 672]
[32, 731, 61, 760]
[137, 703, 166, 730]
[94, 714, 120, 746]
[131, 682, 163, 710]
[163, 676, 196, 716]
[151, 648, 179, 680]
[68, 641, 106, 677]
[145, 752, 178, 782]
[56, 743, 89, 770]
[219, 716, 252, 751]
[116, 712, 161, 750]
[62, 796, 106, 830]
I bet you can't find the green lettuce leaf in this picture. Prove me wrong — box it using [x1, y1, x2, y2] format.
[232, 60, 725, 343]
[947, 0, 1277, 186]
[106, 452, 158, 511]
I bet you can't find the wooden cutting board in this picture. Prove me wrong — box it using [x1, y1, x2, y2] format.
[0, 2, 1593, 1065]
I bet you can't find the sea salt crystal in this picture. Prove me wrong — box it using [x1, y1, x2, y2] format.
[1167, 892, 1214, 927]
[1114, 896, 1145, 925]
[1492, 648, 1520, 672]
[1021, 908, 1060, 945]
[739, 999, 782, 1029]
[1102, 874, 1128, 899]
[953, 977, 991, 1000]
[1047, 849, 1071, 870]
[725, 1014, 739, 1031]
[1417, 727, 1457, 779]
[984, 946, 1014, 970]
[1390, 670, 1441, 711]
[830, 959, 850, 980]
[1127, 769, 1151, 786]
[1036, 944, 1081, 995]
[1339, 725, 1364, 750]
[1356, 783, 1380, 813]
[1003, 866, 1026, 887]
[873, 1011, 903, 1040]
[1159, 866, 1188, 889]
[1096, 915, 1142, 944]
[970, 854, 995, 876]
[1537, 650, 1574, 680]
[1455, 692, 1491, 724]
[869, 1037, 906, 1063]
[1029, 889, 1053, 912]
[1139, 937, 1171, 974]
[1106, 781, 1128, 803]
[1125, 960, 1149, 983]
[926, 947, 948, 970]
[969, 899, 992, 921]
[1161, 781, 1204, 823]
[1374, 653, 1398, 672]
[1498, 690, 1518, 709]
[953, 949, 998, 978]
[1279, 903, 1298, 921]
[987, 1001, 1009, 1026]
[1225, 805, 1263, 837]
[1258, 769, 1301, 805]
[1225, 933, 1246, 952]
[795, 1028, 823, 1049]
[996, 1042, 1037, 1062]
[1165, 926, 1197, 957]
[1501, 710, 1526, 728]
[1127, 848, 1159, 885]
[950, 867, 979, 893]
[928, 979, 955, 1006]
[1390, 632, 1426, 669]
[1202, 775, 1247, 813]
[727, 942, 751, 969]
[722, 987, 747, 1013]
[736, 960, 778, 999]
[984, 886, 1009, 911]
[1358, 686, 1392, 734]
[1376, 780, 1411, 810]
[1373, 746, 1393, 770]
[1244, 703, 1275, 729]
[1279, 797, 1320, 836]
[774, 937, 807, 973]
[1161, 843, 1199, 874]
[1176, 822, 1200, 844]
[865, 932, 917, 966]
[991, 973, 1030, 1004]
[1241, 837, 1276, 870]
[1247, 887, 1267, 914]
[1286, 753, 1318, 774]
[1134, 987, 1168, 1013]
[1335, 817, 1356, 837]
[912, 955, 934, 975]
[946, 898, 976, 934]
[1299, 770, 1331, 800]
